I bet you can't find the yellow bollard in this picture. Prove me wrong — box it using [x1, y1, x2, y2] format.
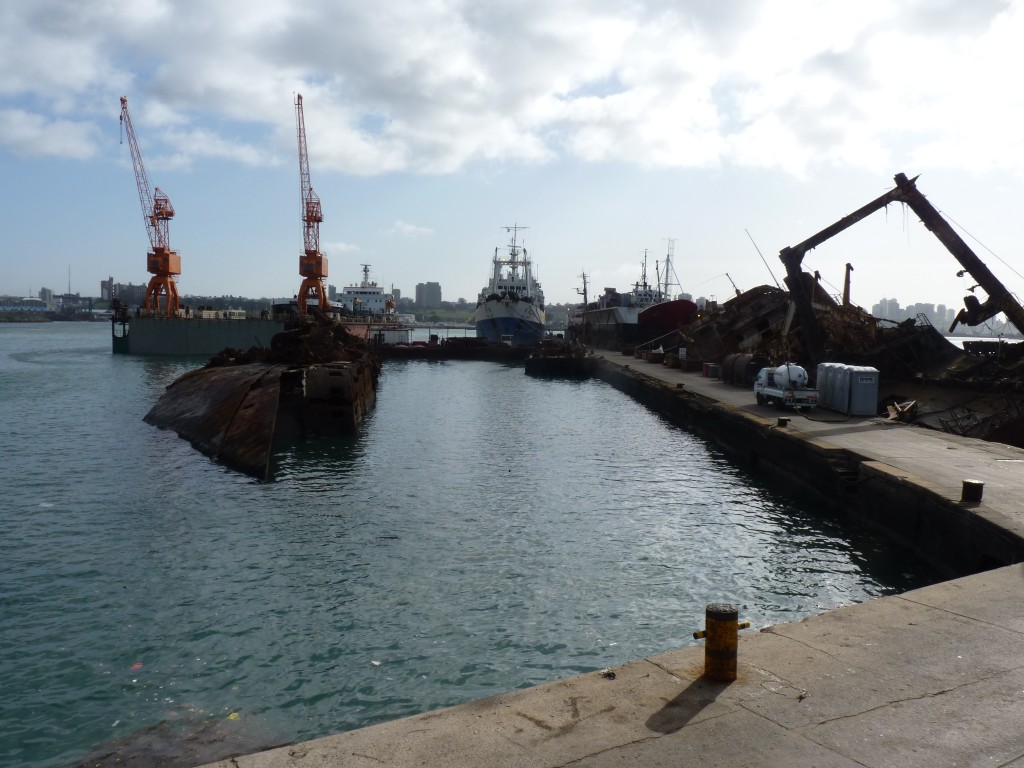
[692, 603, 750, 681]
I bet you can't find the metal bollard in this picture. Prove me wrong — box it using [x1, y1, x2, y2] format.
[961, 479, 984, 503]
[692, 603, 750, 681]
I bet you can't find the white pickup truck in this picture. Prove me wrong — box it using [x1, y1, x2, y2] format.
[754, 364, 818, 409]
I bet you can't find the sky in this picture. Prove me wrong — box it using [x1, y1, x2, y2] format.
[2, 0, 1024, 316]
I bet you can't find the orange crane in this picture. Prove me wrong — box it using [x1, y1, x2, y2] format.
[119, 96, 181, 317]
[294, 94, 329, 314]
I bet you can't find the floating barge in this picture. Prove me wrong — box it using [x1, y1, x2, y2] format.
[112, 312, 286, 356]
[112, 303, 410, 357]
[376, 335, 534, 361]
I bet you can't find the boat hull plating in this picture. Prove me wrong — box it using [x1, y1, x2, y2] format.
[637, 299, 699, 347]
[474, 301, 545, 346]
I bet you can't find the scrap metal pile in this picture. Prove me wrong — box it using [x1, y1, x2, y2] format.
[679, 172, 1024, 447]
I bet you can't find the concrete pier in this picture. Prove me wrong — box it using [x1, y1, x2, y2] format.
[201, 354, 1024, 767]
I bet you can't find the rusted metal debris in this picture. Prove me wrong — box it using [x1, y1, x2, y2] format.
[145, 319, 380, 480]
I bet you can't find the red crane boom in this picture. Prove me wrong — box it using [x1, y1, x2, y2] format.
[295, 94, 329, 314]
[119, 96, 181, 317]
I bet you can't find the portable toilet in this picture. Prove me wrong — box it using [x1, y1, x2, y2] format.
[847, 366, 880, 416]
[816, 362, 839, 411]
[830, 365, 851, 414]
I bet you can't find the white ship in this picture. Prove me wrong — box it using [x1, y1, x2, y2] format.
[474, 226, 546, 346]
[336, 264, 397, 317]
[332, 265, 413, 345]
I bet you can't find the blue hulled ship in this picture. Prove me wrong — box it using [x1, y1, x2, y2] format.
[474, 225, 545, 346]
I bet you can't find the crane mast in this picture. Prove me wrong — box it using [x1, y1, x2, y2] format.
[294, 94, 329, 315]
[119, 96, 180, 317]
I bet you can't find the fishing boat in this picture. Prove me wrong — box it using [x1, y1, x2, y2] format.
[575, 251, 667, 350]
[636, 241, 698, 348]
[474, 225, 545, 346]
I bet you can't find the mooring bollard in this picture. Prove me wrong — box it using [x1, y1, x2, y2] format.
[693, 603, 751, 681]
[777, 417, 790, 427]
[961, 479, 984, 503]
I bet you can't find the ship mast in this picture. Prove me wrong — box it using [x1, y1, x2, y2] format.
[663, 238, 676, 296]
[576, 272, 589, 307]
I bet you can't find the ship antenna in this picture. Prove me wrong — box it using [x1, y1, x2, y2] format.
[746, 228, 781, 288]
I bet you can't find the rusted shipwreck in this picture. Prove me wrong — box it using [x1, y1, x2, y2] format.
[677, 172, 1024, 447]
[145, 320, 380, 479]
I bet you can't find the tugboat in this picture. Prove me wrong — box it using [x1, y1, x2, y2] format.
[474, 225, 545, 346]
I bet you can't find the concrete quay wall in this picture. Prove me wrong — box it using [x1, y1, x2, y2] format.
[594, 357, 1024, 578]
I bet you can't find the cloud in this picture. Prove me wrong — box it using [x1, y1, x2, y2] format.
[0, 109, 99, 159]
[321, 240, 360, 254]
[0, 0, 1021, 177]
[388, 220, 433, 237]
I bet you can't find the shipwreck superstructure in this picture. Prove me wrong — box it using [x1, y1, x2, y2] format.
[677, 172, 1024, 448]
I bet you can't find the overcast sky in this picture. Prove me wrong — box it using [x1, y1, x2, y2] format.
[2, 0, 1023, 317]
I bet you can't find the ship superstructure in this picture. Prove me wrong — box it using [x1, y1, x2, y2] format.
[337, 264, 396, 317]
[474, 226, 546, 346]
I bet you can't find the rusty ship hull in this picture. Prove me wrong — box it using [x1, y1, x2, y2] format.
[144, 322, 381, 479]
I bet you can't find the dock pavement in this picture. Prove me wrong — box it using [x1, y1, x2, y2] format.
[202, 354, 1024, 768]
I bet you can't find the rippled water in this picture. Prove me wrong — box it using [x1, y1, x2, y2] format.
[0, 322, 940, 767]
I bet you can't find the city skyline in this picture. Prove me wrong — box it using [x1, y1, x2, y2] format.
[7, 276, 999, 320]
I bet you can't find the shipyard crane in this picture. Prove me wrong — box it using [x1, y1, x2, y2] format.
[294, 94, 329, 315]
[119, 96, 180, 317]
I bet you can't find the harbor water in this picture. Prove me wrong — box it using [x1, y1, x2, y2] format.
[0, 322, 941, 767]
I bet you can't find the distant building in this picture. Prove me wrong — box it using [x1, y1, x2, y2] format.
[327, 284, 337, 301]
[113, 282, 147, 307]
[392, 288, 401, 301]
[872, 298, 901, 321]
[415, 282, 442, 308]
[0, 295, 48, 311]
[100, 277, 113, 301]
[38, 287, 54, 308]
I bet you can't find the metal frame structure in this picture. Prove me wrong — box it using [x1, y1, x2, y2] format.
[119, 96, 180, 317]
[294, 94, 329, 315]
